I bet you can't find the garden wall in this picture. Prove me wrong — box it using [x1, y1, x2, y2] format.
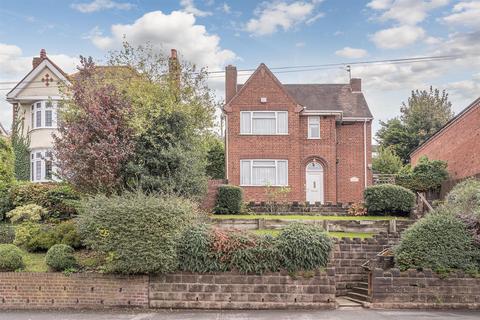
[0, 273, 149, 309]
[149, 271, 336, 309]
[200, 179, 226, 211]
[370, 268, 480, 309]
[333, 233, 400, 296]
[0, 271, 336, 310]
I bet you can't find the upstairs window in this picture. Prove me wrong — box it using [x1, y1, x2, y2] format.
[240, 111, 288, 135]
[308, 116, 320, 139]
[30, 100, 58, 129]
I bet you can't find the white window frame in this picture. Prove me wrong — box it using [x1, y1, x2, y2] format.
[30, 100, 58, 130]
[240, 111, 288, 135]
[30, 148, 58, 182]
[307, 116, 321, 139]
[240, 159, 288, 186]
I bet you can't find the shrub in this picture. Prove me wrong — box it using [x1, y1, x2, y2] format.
[347, 203, 367, 216]
[9, 182, 51, 208]
[0, 224, 15, 244]
[46, 244, 76, 271]
[364, 184, 415, 216]
[50, 221, 82, 249]
[445, 179, 480, 216]
[276, 223, 332, 272]
[14, 222, 55, 252]
[395, 211, 480, 272]
[6, 204, 47, 223]
[177, 223, 220, 272]
[0, 244, 24, 271]
[214, 185, 243, 214]
[231, 235, 280, 274]
[396, 156, 448, 192]
[0, 182, 13, 221]
[77, 192, 196, 274]
[0, 137, 15, 185]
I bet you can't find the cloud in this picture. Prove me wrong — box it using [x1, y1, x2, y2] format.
[71, 0, 133, 13]
[335, 47, 368, 58]
[245, 1, 324, 36]
[180, 0, 212, 17]
[295, 42, 306, 47]
[222, 2, 231, 14]
[89, 10, 236, 70]
[446, 73, 480, 101]
[368, 0, 450, 25]
[371, 25, 425, 49]
[367, 0, 393, 10]
[442, 1, 480, 28]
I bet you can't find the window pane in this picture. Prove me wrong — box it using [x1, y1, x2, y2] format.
[45, 110, 53, 127]
[277, 161, 288, 186]
[31, 162, 34, 181]
[252, 167, 276, 185]
[252, 118, 276, 134]
[36, 111, 42, 127]
[45, 161, 52, 180]
[277, 112, 288, 134]
[253, 112, 275, 118]
[309, 116, 320, 124]
[35, 161, 41, 181]
[240, 112, 251, 134]
[253, 160, 275, 167]
[310, 124, 320, 138]
[240, 160, 251, 185]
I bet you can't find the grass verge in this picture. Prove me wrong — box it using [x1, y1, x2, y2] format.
[212, 214, 407, 221]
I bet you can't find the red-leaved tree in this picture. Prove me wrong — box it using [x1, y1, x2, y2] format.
[54, 57, 134, 193]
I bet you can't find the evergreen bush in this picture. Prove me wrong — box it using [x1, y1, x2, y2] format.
[214, 185, 243, 214]
[45, 244, 76, 271]
[0, 244, 24, 271]
[364, 184, 415, 216]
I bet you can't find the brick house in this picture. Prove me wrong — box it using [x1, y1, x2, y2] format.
[410, 97, 480, 194]
[223, 64, 373, 204]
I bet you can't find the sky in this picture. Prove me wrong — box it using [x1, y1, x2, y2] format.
[0, 0, 479, 136]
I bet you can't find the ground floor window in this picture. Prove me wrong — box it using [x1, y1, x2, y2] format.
[30, 148, 57, 182]
[240, 159, 288, 186]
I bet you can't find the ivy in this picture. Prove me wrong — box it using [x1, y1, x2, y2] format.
[11, 107, 30, 181]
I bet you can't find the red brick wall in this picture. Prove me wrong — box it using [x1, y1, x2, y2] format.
[410, 101, 480, 181]
[0, 273, 149, 309]
[225, 65, 372, 204]
[200, 179, 227, 211]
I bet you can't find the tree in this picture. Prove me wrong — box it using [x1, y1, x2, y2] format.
[54, 57, 135, 194]
[372, 146, 403, 174]
[11, 108, 30, 181]
[396, 156, 449, 192]
[376, 87, 454, 163]
[205, 134, 225, 179]
[0, 137, 14, 185]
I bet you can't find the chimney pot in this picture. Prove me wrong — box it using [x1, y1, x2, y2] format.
[170, 49, 177, 59]
[350, 78, 361, 92]
[225, 65, 237, 104]
[40, 49, 47, 58]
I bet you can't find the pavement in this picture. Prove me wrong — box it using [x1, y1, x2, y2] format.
[0, 309, 480, 320]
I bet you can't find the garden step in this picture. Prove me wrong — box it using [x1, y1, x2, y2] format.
[336, 296, 363, 308]
[351, 286, 368, 295]
[346, 292, 371, 303]
[356, 282, 368, 289]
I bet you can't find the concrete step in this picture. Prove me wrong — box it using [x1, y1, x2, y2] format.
[336, 296, 363, 308]
[346, 291, 371, 303]
[356, 282, 368, 289]
[351, 286, 368, 295]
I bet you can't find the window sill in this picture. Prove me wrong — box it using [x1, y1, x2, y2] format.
[239, 133, 289, 136]
[307, 137, 321, 140]
[240, 185, 290, 187]
[29, 127, 57, 133]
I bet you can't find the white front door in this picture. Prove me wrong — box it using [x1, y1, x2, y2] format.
[306, 162, 324, 203]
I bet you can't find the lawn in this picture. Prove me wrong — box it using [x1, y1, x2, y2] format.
[251, 229, 375, 239]
[22, 251, 48, 272]
[212, 214, 407, 221]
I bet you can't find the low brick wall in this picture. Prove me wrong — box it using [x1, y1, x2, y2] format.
[0, 273, 149, 309]
[333, 233, 400, 296]
[200, 179, 226, 211]
[370, 268, 480, 309]
[149, 271, 336, 309]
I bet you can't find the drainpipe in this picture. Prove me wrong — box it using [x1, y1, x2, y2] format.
[364, 119, 367, 188]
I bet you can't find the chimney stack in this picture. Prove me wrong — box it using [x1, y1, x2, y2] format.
[168, 48, 180, 89]
[225, 65, 237, 103]
[32, 49, 47, 69]
[350, 78, 361, 92]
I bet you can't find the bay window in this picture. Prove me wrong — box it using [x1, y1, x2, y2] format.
[240, 111, 288, 135]
[30, 100, 58, 130]
[240, 160, 288, 186]
[30, 149, 56, 182]
[308, 116, 320, 139]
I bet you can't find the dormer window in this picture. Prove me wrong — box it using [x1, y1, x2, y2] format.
[30, 100, 58, 130]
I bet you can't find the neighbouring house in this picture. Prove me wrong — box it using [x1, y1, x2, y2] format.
[410, 97, 480, 195]
[0, 122, 7, 137]
[6, 49, 69, 182]
[223, 63, 373, 204]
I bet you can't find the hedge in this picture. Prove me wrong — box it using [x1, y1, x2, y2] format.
[214, 185, 243, 214]
[77, 192, 196, 274]
[364, 184, 415, 216]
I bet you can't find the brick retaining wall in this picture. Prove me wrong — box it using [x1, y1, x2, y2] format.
[149, 271, 336, 309]
[370, 268, 480, 309]
[333, 233, 400, 296]
[0, 273, 149, 309]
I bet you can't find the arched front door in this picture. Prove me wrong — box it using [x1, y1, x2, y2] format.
[306, 162, 324, 204]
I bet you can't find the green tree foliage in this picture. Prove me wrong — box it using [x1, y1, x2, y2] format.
[396, 156, 448, 192]
[0, 137, 14, 185]
[10, 110, 30, 181]
[372, 146, 403, 174]
[376, 87, 454, 163]
[205, 134, 225, 179]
